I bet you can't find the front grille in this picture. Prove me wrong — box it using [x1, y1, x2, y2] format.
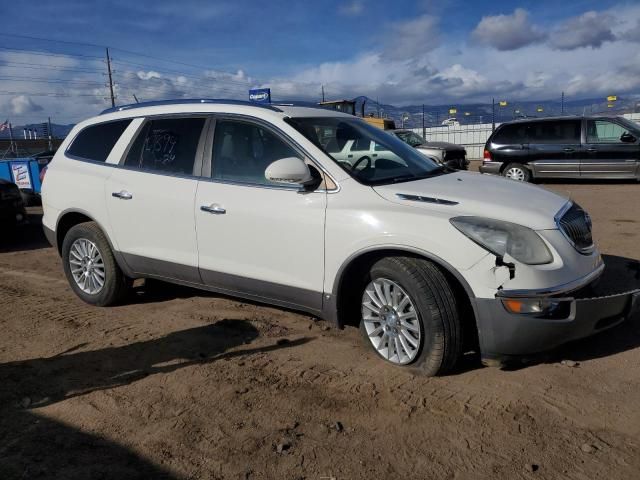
[557, 203, 593, 254]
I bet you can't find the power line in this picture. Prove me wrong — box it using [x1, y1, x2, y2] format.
[0, 90, 105, 97]
[0, 32, 218, 72]
[0, 61, 104, 74]
[0, 32, 107, 49]
[0, 46, 104, 60]
[0, 76, 106, 86]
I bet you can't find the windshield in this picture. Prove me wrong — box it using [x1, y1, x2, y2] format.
[393, 130, 425, 147]
[285, 117, 443, 186]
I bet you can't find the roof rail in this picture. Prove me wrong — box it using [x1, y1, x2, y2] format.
[100, 98, 283, 115]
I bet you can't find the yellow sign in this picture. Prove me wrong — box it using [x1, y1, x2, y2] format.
[449, 108, 457, 114]
[499, 101, 507, 107]
[607, 104, 614, 108]
[607, 95, 617, 102]
[536, 107, 543, 112]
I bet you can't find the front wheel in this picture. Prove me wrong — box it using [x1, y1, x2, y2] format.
[502, 163, 531, 182]
[61, 222, 130, 306]
[359, 257, 462, 376]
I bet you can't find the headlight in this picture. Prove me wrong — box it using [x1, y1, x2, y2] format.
[450, 216, 553, 265]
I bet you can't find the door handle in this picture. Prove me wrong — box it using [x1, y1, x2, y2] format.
[563, 148, 575, 153]
[586, 148, 597, 153]
[112, 190, 133, 200]
[200, 204, 226, 215]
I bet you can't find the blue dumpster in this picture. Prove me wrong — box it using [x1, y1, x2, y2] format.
[0, 157, 45, 194]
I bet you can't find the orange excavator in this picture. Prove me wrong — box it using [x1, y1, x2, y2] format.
[318, 99, 396, 130]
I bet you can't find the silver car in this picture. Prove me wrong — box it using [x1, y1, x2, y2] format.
[390, 129, 469, 170]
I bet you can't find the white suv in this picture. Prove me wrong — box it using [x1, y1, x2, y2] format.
[42, 100, 639, 375]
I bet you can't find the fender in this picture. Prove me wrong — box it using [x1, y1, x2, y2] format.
[54, 207, 135, 278]
[324, 243, 479, 328]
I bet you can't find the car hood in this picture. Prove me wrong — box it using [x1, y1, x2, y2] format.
[372, 171, 568, 230]
[418, 141, 464, 151]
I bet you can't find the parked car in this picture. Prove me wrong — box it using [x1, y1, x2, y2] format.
[480, 116, 640, 182]
[0, 178, 26, 227]
[390, 129, 468, 170]
[441, 118, 460, 127]
[42, 100, 639, 376]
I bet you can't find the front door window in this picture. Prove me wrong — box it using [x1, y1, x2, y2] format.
[586, 120, 632, 143]
[211, 120, 301, 187]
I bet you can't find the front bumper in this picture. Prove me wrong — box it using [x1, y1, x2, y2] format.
[474, 288, 640, 358]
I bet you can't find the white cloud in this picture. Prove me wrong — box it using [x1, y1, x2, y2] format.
[3, 4, 640, 124]
[137, 71, 162, 80]
[549, 11, 617, 50]
[620, 19, 640, 42]
[10, 95, 43, 115]
[339, 1, 364, 16]
[471, 9, 545, 51]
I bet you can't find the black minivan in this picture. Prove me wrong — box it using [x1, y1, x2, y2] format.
[480, 116, 640, 182]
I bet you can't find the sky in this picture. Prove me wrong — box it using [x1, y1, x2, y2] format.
[1, 0, 640, 124]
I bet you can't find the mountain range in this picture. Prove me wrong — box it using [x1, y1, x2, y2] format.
[1, 95, 638, 139]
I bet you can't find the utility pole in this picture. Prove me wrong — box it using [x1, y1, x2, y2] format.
[561, 91, 565, 115]
[491, 98, 496, 132]
[8, 123, 15, 154]
[321, 85, 325, 102]
[422, 104, 425, 138]
[47, 116, 53, 151]
[106, 47, 115, 108]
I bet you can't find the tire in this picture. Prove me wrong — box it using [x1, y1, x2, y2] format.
[502, 163, 531, 182]
[359, 257, 462, 376]
[61, 221, 130, 306]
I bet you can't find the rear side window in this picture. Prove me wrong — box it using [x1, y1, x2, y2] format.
[350, 138, 371, 151]
[67, 119, 132, 162]
[492, 124, 528, 144]
[528, 120, 581, 144]
[124, 117, 206, 175]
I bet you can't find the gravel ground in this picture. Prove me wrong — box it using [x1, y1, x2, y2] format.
[0, 177, 639, 479]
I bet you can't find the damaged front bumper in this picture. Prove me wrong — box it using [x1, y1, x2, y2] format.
[472, 266, 640, 359]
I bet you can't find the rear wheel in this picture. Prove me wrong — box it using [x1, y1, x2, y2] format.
[359, 257, 462, 376]
[61, 222, 130, 306]
[502, 163, 531, 182]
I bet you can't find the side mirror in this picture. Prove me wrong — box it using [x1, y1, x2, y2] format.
[265, 157, 314, 185]
[620, 132, 636, 143]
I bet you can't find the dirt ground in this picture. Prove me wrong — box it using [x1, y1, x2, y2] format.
[1, 175, 639, 479]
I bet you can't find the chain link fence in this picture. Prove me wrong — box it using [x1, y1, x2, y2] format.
[412, 113, 640, 160]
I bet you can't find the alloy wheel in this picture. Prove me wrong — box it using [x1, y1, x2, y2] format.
[69, 238, 105, 295]
[504, 167, 526, 181]
[361, 278, 422, 364]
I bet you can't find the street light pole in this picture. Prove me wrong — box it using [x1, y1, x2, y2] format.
[492, 98, 495, 132]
